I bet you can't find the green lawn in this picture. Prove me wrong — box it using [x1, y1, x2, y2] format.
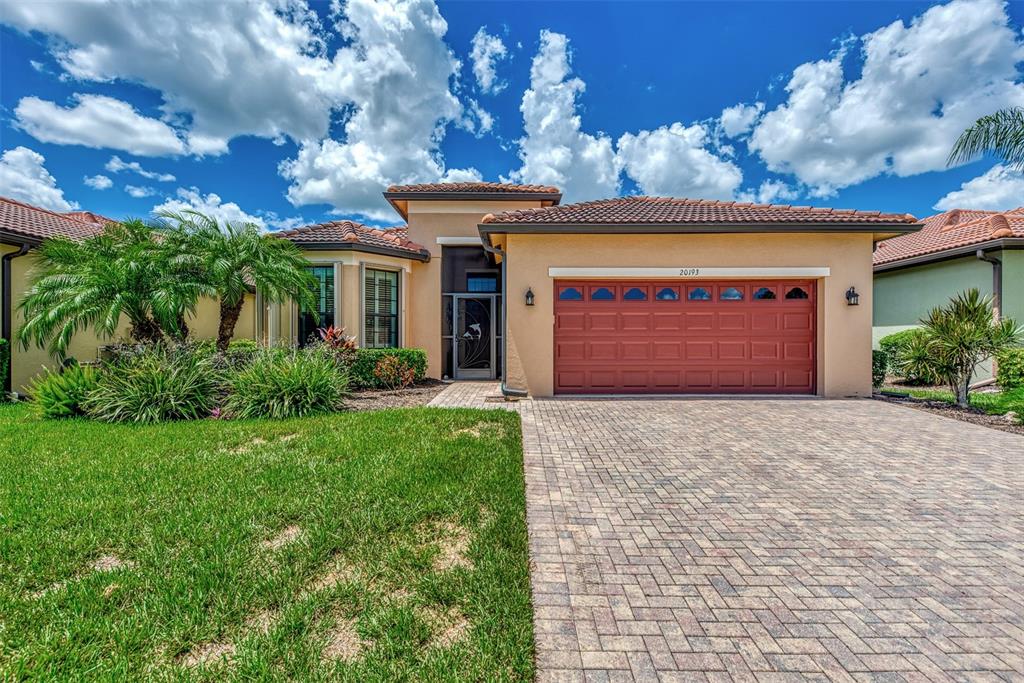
[901, 386, 1024, 421]
[0, 403, 533, 681]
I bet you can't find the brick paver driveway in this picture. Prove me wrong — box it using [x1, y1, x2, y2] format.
[516, 397, 1024, 682]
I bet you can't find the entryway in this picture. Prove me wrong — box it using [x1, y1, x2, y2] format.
[452, 294, 496, 380]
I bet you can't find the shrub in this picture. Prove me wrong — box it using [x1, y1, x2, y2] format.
[373, 354, 417, 390]
[879, 328, 936, 384]
[316, 326, 358, 369]
[224, 346, 348, 419]
[0, 338, 8, 401]
[871, 350, 887, 389]
[349, 348, 427, 389]
[996, 347, 1024, 388]
[85, 345, 221, 423]
[28, 364, 99, 418]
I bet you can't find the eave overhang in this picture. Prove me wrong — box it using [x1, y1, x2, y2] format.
[384, 190, 562, 221]
[874, 237, 1024, 273]
[294, 241, 431, 262]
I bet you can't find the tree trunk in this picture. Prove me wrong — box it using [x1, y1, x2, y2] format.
[167, 313, 189, 342]
[217, 298, 243, 352]
[954, 375, 971, 409]
[130, 316, 164, 345]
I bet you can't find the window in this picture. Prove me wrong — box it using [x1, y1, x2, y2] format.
[656, 287, 679, 301]
[298, 265, 334, 347]
[688, 287, 711, 301]
[558, 286, 583, 301]
[590, 286, 615, 301]
[785, 286, 809, 300]
[364, 268, 399, 348]
[624, 287, 647, 301]
[753, 287, 777, 300]
[720, 287, 744, 301]
[467, 273, 498, 292]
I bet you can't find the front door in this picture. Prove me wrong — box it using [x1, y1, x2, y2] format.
[454, 295, 495, 379]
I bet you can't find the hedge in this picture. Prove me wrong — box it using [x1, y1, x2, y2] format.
[349, 348, 427, 389]
[872, 350, 887, 389]
[996, 347, 1024, 389]
[0, 338, 8, 400]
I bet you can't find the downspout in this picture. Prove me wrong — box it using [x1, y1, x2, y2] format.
[480, 237, 528, 399]
[2, 242, 32, 394]
[974, 248, 1003, 390]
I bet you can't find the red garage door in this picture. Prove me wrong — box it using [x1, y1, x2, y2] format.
[554, 280, 816, 394]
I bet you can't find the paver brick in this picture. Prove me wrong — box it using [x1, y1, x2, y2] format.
[429, 383, 1024, 681]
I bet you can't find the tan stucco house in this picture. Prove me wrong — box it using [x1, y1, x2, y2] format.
[3, 184, 921, 398]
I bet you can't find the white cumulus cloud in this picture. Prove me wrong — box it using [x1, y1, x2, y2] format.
[746, 0, 1024, 197]
[0, 0, 337, 155]
[125, 185, 157, 199]
[934, 164, 1024, 211]
[0, 146, 78, 211]
[153, 187, 265, 227]
[470, 27, 508, 94]
[14, 94, 186, 157]
[618, 123, 743, 200]
[504, 30, 620, 201]
[83, 174, 113, 190]
[105, 156, 176, 182]
[280, 0, 474, 220]
[719, 102, 764, 138]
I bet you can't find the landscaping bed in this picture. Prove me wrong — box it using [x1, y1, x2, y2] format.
[874, 386, 1024, 436]
[345, 379, 449, 411]
[0, 403, 533, 680]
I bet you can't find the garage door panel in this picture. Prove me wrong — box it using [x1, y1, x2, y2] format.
[554, 279, 815, 394]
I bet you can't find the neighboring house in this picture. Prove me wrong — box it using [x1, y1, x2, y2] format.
[873, 207, 1024, 378]
[263, 183, 920, 398]
[0, 197, 256, 393]
[5, 184, 923, 398]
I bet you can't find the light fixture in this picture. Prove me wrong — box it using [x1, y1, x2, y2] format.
[525, 287, 535, 306]
[845, 286, 859, 306]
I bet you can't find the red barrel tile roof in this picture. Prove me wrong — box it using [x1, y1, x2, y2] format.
[0, 196, 107, 243]
[385, 181, 560, 195]
[480, 196, 919, 226]
[277, 220, 429, 258]
[874, 207, 1024, 267]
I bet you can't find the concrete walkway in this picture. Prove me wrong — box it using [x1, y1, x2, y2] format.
[429, 383, 1024, 682]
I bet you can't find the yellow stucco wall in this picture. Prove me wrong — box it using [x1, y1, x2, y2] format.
[501, 232, 875, 398]
[403, 200, 543, 378]
[6, 251, 255, 393]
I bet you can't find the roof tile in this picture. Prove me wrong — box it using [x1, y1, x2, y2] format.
[481, 196, 917, 226]
[277, 220, 428, 258]
[0, 196, 107, 243]
[386, 181, 560, 195]
[874, 207, 1024, 267]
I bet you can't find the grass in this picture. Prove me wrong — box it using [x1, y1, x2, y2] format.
[899, 386, 1024, 421]
[0, 403, 532, 681]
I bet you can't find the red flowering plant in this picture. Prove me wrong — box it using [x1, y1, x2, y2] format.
[316, 326, 358, 369]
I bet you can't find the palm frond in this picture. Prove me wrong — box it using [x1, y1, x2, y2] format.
[948, 107, 1024, 169]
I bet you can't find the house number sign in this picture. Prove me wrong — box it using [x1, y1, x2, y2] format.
[678, 268, 701, 276]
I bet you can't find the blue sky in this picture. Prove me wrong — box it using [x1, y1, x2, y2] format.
[1, 0, 1022, 229]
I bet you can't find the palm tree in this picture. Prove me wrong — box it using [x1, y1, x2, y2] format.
[18, 220, 198, 357]
[160, 211, 319, 351]
[948, 107, 1024, 170]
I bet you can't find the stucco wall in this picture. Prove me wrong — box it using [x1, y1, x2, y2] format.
[403, 200, 543, 378]
[502, 232, 876, 398]
[7, 252, 255, 393]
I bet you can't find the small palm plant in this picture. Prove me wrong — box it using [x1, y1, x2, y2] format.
[160, 211, 319, 352]
[915, 289, 1021, 407]
[18, 219, 198, 357]
[948, 107, 1024, 170]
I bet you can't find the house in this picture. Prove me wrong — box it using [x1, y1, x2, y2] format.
[262, 183, 920, 397]
[4, 184, 922, 398]
[873, 207, 1024, 377]
[0, 197, 256, 393]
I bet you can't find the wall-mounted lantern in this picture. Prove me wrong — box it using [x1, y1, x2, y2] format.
[525, 287, 535, 306]
[845, 286, 860, 306]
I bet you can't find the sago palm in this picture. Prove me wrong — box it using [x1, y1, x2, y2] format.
[18, 220, 199, 357]
[948, 107, 1024, 170]
[160, 211, 319, 351]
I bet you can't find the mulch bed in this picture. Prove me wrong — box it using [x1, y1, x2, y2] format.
[344, 379, 449, 412]
[873, 392, 1024, 436]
